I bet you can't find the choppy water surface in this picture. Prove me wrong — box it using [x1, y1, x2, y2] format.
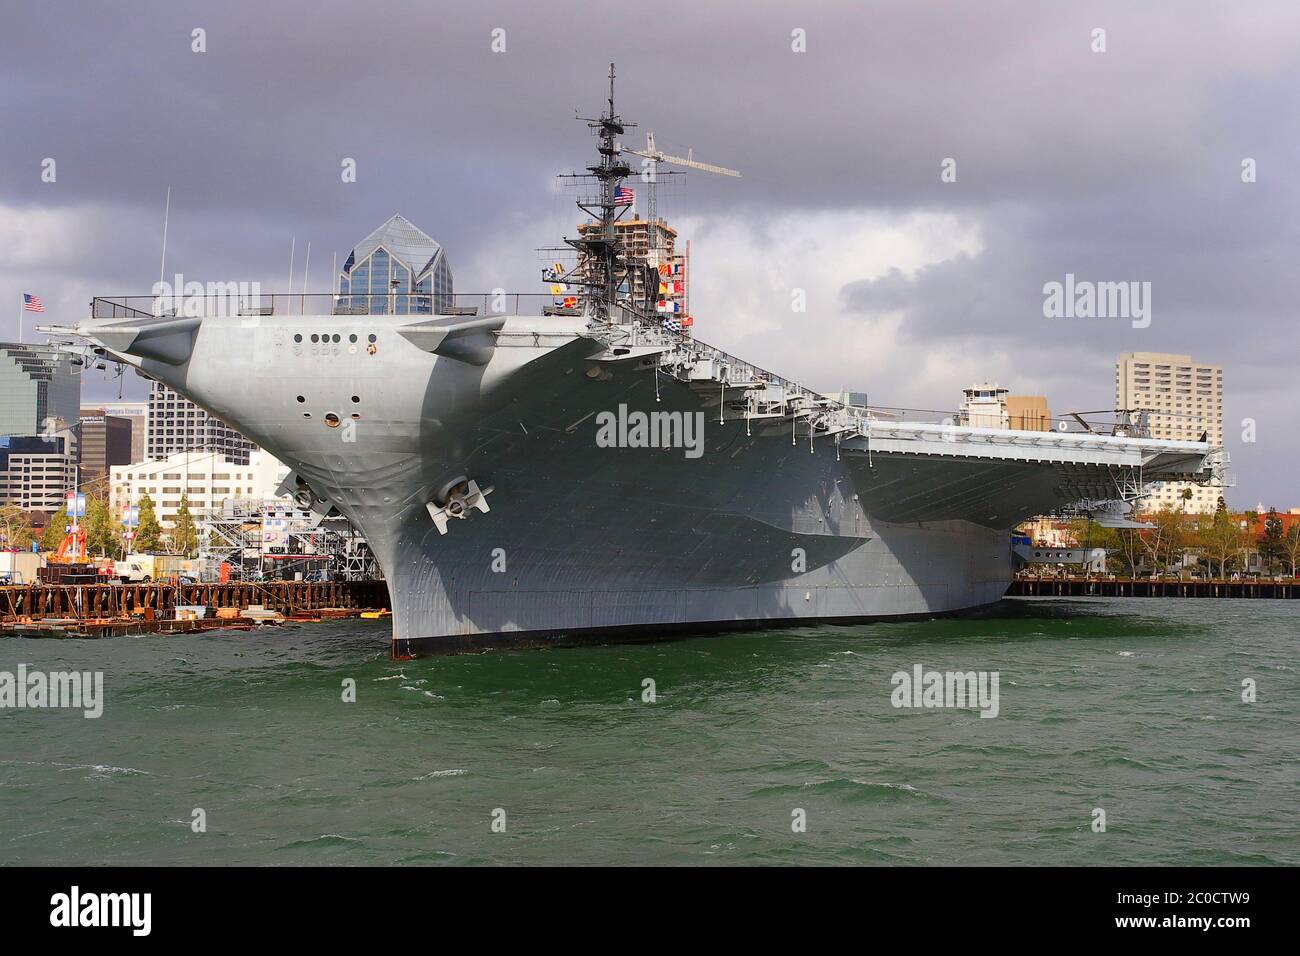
[2, 598, 1296, 865]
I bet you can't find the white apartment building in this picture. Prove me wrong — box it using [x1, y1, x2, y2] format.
[1116, 352, 1223, 514]
[109, 449, 290, 527]
[0, 431, 77, 512]
[147, 381, 257, 465]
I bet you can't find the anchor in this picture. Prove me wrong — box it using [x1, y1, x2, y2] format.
[426, 477, 493, 535]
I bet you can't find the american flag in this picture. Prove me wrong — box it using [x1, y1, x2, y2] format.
[22, 293, 45, 313]
[613, 186, 634, 206]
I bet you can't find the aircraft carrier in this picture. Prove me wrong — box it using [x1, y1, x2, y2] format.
[46, 67, 1214, 655]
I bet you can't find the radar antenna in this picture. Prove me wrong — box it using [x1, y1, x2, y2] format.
[561, 62, 635, 324]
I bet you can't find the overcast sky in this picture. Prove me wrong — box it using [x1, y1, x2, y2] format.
[2, 0, 1296, 506]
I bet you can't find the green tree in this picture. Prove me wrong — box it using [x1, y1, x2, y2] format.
[84, 493, 121, 559]
[1281, 523, 1300, 579]
[1199, 509, 1247, 578]
[134, 494, 162, 551]
[1139, 506, 1187, 573]
[40, 507, 70, 553]
[1260, 508, 1284, 572]
[171, 495, 199, 557]
[1114, 527, 1144, 575]
[1163, 507, 1193, 571]
[0, 504, 35, 551]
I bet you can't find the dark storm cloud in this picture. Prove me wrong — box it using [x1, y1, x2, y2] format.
[1, 0, 1297, 503]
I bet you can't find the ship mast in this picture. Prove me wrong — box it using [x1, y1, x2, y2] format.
[566, 63, 635, 324]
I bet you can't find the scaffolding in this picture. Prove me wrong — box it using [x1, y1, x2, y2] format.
[196, 498, 379, 582]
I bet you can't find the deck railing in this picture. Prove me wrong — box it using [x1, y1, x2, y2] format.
[90, 292, 571, 320]
[85, 294, 1201, 443]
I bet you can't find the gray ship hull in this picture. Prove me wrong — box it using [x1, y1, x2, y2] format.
[375, 362, 1012, 652]
[58, 310, 1212, 654]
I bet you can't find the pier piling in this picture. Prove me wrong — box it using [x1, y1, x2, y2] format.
[1009, 576, 1297, 599]
[0, 579, 390, 624]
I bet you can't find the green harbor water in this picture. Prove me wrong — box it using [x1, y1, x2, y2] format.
[1, 598, 1296, 866]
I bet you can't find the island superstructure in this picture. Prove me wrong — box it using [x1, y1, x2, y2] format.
[43, 66, 1214, 654]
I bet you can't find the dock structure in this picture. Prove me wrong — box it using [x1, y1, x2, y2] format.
[1009, 575, 1297, 599]
[0, 579, 391, 624]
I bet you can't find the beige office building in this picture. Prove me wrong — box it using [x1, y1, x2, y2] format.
[1116, 352, 1223, 513]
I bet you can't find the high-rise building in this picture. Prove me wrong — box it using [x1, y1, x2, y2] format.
[146, 381, 256, 465]
[0, 343, 80, 437]
[91, 401, 148, 463]
[337, 214, 454, 315]
[576, 217, 684, 310]
[77, 410, 134, 486]
[0, 432, 77, 512]
[1116, 352, 1223, 513]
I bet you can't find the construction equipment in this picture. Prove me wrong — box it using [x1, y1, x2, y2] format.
[38, 511, 98, 584]
[50, 525, 87, 564]
[621, 132, 741, 258]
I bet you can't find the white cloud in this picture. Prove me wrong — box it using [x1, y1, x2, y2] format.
[676, 208, 983, 403]
[0, 203, 94, 271]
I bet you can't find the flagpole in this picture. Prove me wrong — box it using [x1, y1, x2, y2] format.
[159, 186, 171, 286]
[18, 293, 22, 344]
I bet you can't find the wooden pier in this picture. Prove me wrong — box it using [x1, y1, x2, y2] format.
[0, 579, 391, 624]
[1009, 575, 1298, 599]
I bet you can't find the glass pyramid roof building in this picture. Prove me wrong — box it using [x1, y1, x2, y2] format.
[338, 214, 454, 314]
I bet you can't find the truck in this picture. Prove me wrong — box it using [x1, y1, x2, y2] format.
[116, 553, 192, 584]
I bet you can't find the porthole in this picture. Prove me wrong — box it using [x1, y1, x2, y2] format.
[351, 395, 360, 403]
[303, 413, 312, 419]
[293, 334, 302, 343]
[310, 334, 319, 343]
[349, 334, 357, 343]
[368, 333, 377, 343]
[350, 413, 361, 420]
[296, 395, 305, 403]
[332, 334, 341, 343]
[324, 413, 341, 428]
